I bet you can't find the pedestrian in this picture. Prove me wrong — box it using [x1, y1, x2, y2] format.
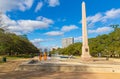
[44, 52, 47, 61]
[39, 53, 42, 61]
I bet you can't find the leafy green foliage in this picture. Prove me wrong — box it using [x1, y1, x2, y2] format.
[50, 42, 82, 56]
[0, 28, 39, 56]
[51, 28, 120, 57]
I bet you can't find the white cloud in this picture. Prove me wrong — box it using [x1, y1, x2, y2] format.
[102, 8, 120, 22]
[30, 38, 44, 47]
[74, 36, 82, 41]
[87, 13, 102, 23]
[31, 38, 44, 43]
[0, 14, 54, 34]
[36, 16, 54, 24]
[35, 2, 43, 12]
[17, 20, 51, 32]
[45, 31, 64, 36]
[30, 38, 55, 48]
[80, 8, 120, 27]
[47, 0, 60, 7]
[61, 25, 79, 32]
[88, 27, 113, 34]
[45, 25, 79, 36]
[0, 0, 61, 12]
[0, 0, 33, 12]
[87, 13, 102, 27]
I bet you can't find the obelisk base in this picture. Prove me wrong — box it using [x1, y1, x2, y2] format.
[81, 56, 92, 61]
[81, 46, 92, 61]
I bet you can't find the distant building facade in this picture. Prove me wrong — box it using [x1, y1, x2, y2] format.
[50, 46, 59, 51]
[62, 37, 74, 48]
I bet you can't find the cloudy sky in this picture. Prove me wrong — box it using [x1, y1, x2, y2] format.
[0, 0, 120, 48]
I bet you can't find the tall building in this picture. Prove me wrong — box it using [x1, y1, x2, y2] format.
[50, 46, 59, 51]
[62, 37, 74, 48]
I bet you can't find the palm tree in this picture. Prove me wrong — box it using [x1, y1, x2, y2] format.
[110, 24, 119, 30]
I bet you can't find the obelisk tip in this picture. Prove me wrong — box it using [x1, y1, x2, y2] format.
[82, 1, 85, 4]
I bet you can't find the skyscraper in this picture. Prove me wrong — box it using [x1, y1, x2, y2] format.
[62, 37, 74, 48]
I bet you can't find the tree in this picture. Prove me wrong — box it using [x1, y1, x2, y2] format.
[0, 29, 39, 56]
[51, 28, 120, 58]
[110, 24, 119, 31]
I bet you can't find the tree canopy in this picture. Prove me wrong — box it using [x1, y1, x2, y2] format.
[51, 28, 120, 58]
[0, 28, 39, 56]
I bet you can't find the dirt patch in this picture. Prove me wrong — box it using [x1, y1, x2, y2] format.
[0, 58, 29, 72]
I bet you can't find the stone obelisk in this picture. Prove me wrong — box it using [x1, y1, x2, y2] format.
[81, 1, 91, 60]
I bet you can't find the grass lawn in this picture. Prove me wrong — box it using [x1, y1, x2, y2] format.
[0, 56, 20, 60]
[7, 56, 22, 60]
[0, 61, 3, 64]
[0, 56, 5, 64]
[0, 55, 30, 64]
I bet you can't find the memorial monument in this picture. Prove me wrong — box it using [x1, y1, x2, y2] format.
[81, 1, 91, 60]
[16, 2, 120, 74]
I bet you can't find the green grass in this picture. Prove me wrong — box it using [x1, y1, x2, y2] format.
[0, 57, 4, 64]
[0, 55, 31, 65]
[7, 56, 22, 60]
[0, 55, 30, 63]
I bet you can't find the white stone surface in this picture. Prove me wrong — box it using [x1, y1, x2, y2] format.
[81, 2, 91, 59]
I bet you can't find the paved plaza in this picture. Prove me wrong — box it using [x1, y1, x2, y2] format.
[1, 71, 120, 79]
[0, 58, 120, 79]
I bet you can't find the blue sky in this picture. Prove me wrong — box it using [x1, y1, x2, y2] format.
[0, 0, 120, 49]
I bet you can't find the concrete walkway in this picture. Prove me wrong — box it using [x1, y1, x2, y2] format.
[0, 58, 120, 79]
